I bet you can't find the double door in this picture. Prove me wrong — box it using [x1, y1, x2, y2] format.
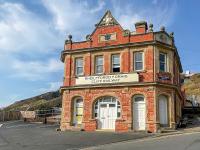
[99, 103, 117, 129]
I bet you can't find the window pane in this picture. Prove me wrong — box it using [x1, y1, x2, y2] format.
[112, 54, 120, 72]
[117, 101, 121, 118]
[135, 62, 143, 71]
[135, 97, 144, 102]
[159, 53, 165, 62]
[95, 56, 103, 74]
[100, 104, 107, 107]
[94, 113, 98, 117]
[109, 104, 115, 107]
[77, 67, 83, 75]
[76, 58, 83, 75]
[76, 58, 83, 67]
[112, 55, 120, 64]
[96, 66, 103, 74]
[160, 63, 165, 72]
[113, 67, 120, 72]
[117, 101, 120, 105]
[96, 56, 103, 65]
[117, 112, 121, 118]
[113, 64, 120, 68]
[135, 52, 143, 61]
[159, 53, 166, 72]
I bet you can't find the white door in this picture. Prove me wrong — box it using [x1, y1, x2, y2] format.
[159, 96, 168, 126]
[133, 96, 146, 130]
[99, 103, 116, 129]
[108, 104, 117, 129]
[99, 104, 107, 129]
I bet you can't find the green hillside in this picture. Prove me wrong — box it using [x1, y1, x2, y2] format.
[3, 91, 61, 111]
[183, 73, 200, 97]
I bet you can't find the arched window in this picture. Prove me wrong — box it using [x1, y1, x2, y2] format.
[94, 97, 121, 119]
[134, 95, 145, 102]
[73, 97, 83, 125]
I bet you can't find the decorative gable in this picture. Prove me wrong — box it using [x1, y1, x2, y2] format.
[96, 10, 119, 27]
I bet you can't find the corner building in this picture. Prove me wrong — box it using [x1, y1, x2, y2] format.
[60, 11, 184, 132]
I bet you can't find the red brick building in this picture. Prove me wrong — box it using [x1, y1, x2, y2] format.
[60, 10, 184, 132]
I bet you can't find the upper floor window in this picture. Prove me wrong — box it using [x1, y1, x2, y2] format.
[95, 56, 103, 74]
[159, 53, 167, 72]
[134, 52, 144, 71]
[112, 54, 120, 72]
[75, 57, 83, 76]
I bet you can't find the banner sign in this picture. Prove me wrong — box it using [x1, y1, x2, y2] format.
[76, 73, 139, 85]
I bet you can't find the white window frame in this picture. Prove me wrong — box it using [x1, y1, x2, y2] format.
[111, 54, 120, 73]
[93, 97, 121, 119]
[75, 57, 83, 76]
[73, 98, 83, 125]
[95, 55, 103, 74]
[159, 53, 167, 72]
[134, 51, 144, 71]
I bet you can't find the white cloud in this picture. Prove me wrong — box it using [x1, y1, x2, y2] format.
[41, 0, 105, 40]
[0, 2, 61, 54]
[11, 58, 63, 80]
[38, 81, 62, 93]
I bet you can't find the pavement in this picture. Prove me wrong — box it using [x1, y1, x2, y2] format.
[0, 120, 153, 150]
[83, 131, 200, 150]
[1, 120, 200, 150]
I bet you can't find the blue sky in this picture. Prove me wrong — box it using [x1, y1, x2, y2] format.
[0, 0, 200, 107]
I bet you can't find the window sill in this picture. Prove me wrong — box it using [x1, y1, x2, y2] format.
[92, 73, 104, 76]
[74, 75, 85, 78]
[110, 72, 121, 74]
[158, 71, 171, 74]
[131, 70, 147, 73]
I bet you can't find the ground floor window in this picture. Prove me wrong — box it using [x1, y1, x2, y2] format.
[94, 96, 120, 129]
[73, 97, 83, 125]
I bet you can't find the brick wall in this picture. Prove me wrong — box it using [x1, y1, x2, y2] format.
[61, 86, 157, 132]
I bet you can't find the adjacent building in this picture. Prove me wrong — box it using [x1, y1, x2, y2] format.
[60, 11, 184, 132]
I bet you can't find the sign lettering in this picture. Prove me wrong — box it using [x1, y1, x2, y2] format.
[76, 73, 139, 85]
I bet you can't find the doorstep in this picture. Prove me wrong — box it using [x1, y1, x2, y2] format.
[96, 129, 115, 132]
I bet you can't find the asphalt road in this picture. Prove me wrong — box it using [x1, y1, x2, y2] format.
[0, 120, 151, 150]
[87, 132, 200, 150]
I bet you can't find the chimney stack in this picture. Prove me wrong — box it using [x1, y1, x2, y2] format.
[135, 21, 148, 34]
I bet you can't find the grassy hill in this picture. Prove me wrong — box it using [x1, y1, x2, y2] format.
[183, 73, 200, 99]
[3, 91, 61, 111]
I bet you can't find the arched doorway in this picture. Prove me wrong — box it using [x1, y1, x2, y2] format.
[158, 95, 169, 126]
[133, 95, 146, 130]
[73, 97, 83, 125]
[94, 96, 121, 129]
